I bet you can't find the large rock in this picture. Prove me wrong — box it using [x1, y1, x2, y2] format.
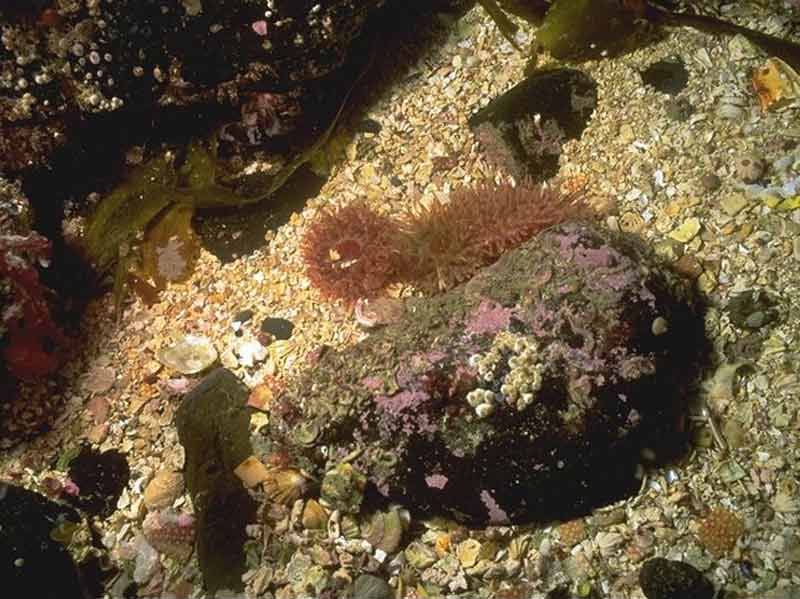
[175, 367, 256, 593]
[0, 484, 86, 599]
[260, 222, 709, 525]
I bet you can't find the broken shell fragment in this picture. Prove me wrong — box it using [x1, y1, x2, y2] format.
[457, 538, 482, 568]
[234, 456, 271, 488]
[363, 508, 405, 554]
[302, 499, 329, 530]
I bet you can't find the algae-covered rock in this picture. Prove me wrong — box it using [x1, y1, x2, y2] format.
[175, 368, 256, 593]
[469, 68, 597, 181]
[261, 222, 709, 526]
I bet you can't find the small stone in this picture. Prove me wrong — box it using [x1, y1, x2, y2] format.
[260, 317, 294, 340]
[619, 123, 635, 144]
[352, 574, 392, 599]
[651, 317, 669, 336]
[698, 173, 721, 192]
[233, 309, 253, 324]
[82, 366, 116, 394]
[719, 193, 748, 216]
[735, 153, 766, 183]
[664, 97, 693, 122]
[143, 471, 184, 510]
[157, 335, 217, 375]
[639, 558, 714, 599]
[668, 217, 701, 243]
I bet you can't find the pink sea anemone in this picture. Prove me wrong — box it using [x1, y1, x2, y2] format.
[301, 203, 400, 305]
[397, 179, 591, 291]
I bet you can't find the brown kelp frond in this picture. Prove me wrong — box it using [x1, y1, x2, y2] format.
[300, 202, 399, 305]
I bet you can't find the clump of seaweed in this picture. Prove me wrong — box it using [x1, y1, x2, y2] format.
[0, 232, 66, 380]
[301, 180, 591, 302]
[300, 202, 401, 305]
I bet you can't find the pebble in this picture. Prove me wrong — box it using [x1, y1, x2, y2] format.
[156, 335, 218, 375]
[698, 173, 721, 192]
[82, 365, 116, 394]
[719, 193, 748, 216]
[735, 153, 766, 183]
[668, 217, 701, 243]
[143, 470, 184, 510]
[639, 558, 714, 599]
[260, 317, 294, 341]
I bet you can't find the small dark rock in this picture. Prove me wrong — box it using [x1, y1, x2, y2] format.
[699, 173, 721, 192]
[355, 119, 382, 134]
[260, 317, 295, 340]
[639, 558, 714, 599]
[234, 309, 254, 324]
[641, 58, 689, 95]
[468, 68, 597, 182]
[664, 97, 694, 122]
[66, 446, 130, 518]
[725, 289, 780, 330]
[545, 587, 573, 599]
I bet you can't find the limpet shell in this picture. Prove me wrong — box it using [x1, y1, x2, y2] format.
[234, 456, 271, 488]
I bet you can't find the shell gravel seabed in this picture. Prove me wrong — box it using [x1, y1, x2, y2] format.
[3, 2, 800, 598]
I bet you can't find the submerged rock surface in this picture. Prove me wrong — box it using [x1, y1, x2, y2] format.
[262, 222, 709, 525]
[175, 368, 256, 592]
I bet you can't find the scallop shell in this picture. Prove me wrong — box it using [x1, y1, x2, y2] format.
[263, 469, 308, 505]
[340, 514, 360, 539]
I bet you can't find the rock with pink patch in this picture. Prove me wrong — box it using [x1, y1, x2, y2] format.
[261, 223, 709, 525]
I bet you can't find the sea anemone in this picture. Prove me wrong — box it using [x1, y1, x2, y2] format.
[301, 202, 399, 304]
[397, 179, 590, 291]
